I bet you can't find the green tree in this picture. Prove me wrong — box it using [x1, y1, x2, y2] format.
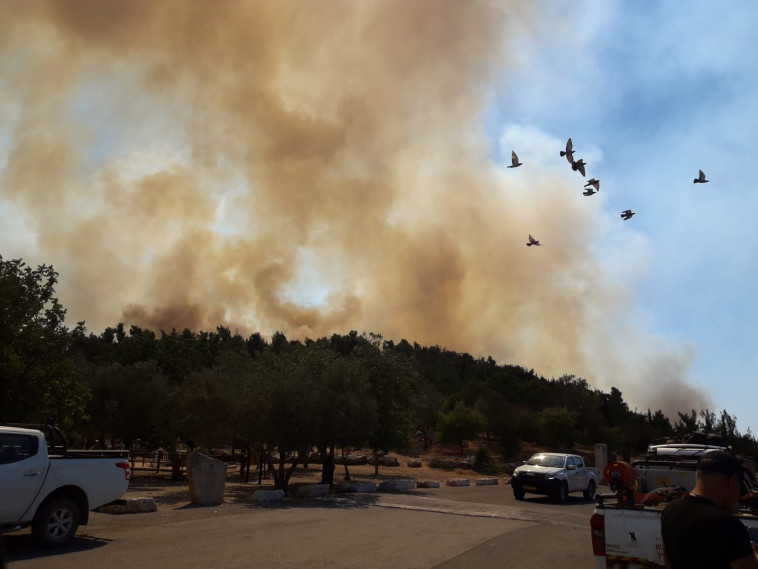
[76, 360, 177, 450]
[244, 347, 321, 491]
[474, 390, 522, 457]
[313, 350, 377, 483]
[674, 409, 701, 435]
[437, 401, 486, 454]
[362, 340, 418, 475]
[716, 410, 739, 442]
[700, 409, 716, 433]
[0, 256, 90, 426]
[536, 406, 578, 448]
[175, 351, 253, 450]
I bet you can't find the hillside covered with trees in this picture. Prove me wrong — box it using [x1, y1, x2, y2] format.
[2, 255, 756, 490]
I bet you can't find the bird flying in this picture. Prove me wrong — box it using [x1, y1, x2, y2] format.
[693, 170, 708, 183]
[583, 188, 597, 196]
[584, 178, 600, 191]
[560, 137, 575, 164]
[527, 234, 541, 246]
[508, 150, 522, 168]
[572, 159, 587, 177]
[621, 209, 635, 220]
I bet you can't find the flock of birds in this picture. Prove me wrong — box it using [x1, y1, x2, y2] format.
[510, 137, 709, 247]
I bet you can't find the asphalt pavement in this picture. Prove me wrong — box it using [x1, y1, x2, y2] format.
[4, 483, 597, 569]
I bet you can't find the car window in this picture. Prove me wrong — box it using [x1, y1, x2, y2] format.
[526, 455, 566, 468]
[567, 457, 575, 467]
[0, 433, 39, 464]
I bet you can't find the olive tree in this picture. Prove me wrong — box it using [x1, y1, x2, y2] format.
[0, 256, 90, 426]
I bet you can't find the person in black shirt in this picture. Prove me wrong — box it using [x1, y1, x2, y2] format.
[661, 450, 758, 569]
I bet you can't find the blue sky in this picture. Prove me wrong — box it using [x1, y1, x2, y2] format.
[1, 1, 757, 435]
[488, 1, 758, 432]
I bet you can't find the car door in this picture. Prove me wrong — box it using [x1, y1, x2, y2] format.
[0, 433, 46, 522]
[572, 456, 587, 491]
[565, 456, 578, 491]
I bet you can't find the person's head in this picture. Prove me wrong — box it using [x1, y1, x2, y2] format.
[694, 451, 746, 512]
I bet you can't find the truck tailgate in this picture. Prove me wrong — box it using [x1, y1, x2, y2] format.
[601, 506, 665, 566]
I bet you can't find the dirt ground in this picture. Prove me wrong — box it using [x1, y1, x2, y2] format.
[125, 449, 512, 505]
[125, 442, 602, 505]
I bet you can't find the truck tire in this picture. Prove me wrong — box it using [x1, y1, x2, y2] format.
[32, 498, 80, 548]
[513, 486, 526, 500]
[583, 479, 596, 500]
[554, 481, 569, 504]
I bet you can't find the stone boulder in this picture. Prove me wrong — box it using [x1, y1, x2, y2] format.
[416, 480, 441, 488]
[407, 459, 423, 468]
[334, 454, 369, 465]
[368, 455, 399, 467]
[446, 478, 470, 487]
[377, 479, 416, 492]
[187, 452, 227, 506]
[475, 478, 499, 486]
[295, 484, 331, 497]
[428, 458, 458, 470]
[337, 481, 377, 493]
[453, 458, 473, 469]
[254, 489, 285, 502]
[96, 497, 157, 514]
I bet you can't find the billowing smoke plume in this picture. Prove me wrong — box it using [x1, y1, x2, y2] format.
[0, 1, 710, 417]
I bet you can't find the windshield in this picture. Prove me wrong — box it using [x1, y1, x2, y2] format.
[526, 455, 565, 468]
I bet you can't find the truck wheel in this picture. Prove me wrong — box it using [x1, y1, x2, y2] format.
[555, 482, 569, 504]
[513, 486, 526, 500]
[583, 480, 596, 500]
[32, 498, 80, 548]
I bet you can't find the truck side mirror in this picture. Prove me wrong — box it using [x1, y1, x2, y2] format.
[567, 464, 577, 470]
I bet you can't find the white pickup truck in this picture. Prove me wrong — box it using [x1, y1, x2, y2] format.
[590, 439, 758, 568]
[0, 424, 131, 547]
[510, 452, 600, 503]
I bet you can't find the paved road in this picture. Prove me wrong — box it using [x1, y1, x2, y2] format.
[4, 485, 597, 568]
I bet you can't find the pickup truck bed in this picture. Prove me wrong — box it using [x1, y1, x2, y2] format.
[592, 497, 758, 568]
[591, 439, 758, 568]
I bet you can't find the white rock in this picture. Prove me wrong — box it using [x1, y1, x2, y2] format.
[187, 452, 227, 506]
[97, 497, 157, 514]
[446, 478, 470, 487]
[337, 481, 377, 493]
[475, 478, 499, 486]
[416, 480, 441, 488]
[295, 484, 331, 497]
[253, 489, 285, 502]
[377, 479, 416, 491]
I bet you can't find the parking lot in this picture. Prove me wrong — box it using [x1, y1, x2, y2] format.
[4, 483, 597, 569]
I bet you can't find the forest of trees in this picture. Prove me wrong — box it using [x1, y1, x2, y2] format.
[2, 255, 757, 490]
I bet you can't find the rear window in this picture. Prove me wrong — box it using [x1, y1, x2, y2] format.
[0, 433, 39, 464]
